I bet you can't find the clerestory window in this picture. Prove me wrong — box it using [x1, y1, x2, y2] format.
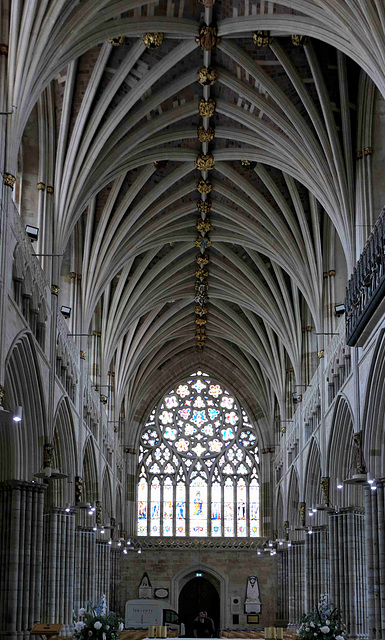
[137, 372, 260, 537]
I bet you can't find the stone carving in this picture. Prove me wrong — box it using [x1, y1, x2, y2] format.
[197, 66, 217, 86]
[195, 153, 215, 171]
[197, 178, 212, 194]
[142, 33, 164, 49]
[139, 572, 152, 599]
[353, 431, 367, 474]
[292, 35, 309, 46]
[197, 199, 212, 214]
[253, 31, 273, 48]
[320, 477, 330, 505]
[244, 575, 261, 614]
[198, 126, 215, 143]
[198, 98, 216, 118]
[196, 26, 220, 51]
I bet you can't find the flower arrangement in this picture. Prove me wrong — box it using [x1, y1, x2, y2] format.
[74, 595, 124, 640]
[298, 593, 347, 640]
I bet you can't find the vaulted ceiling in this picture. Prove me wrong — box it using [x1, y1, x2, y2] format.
[5, 0, 385, 442]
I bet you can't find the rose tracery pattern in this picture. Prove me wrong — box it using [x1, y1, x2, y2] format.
[137, 372, 260, 538]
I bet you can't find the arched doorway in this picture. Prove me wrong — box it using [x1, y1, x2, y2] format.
[179, 576, 220, 637]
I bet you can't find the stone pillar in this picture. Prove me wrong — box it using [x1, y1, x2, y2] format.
[0, 481, 46, 640]
[41, 508, 76, 634]
[110, 549, 122, 614]
[365, 482, 385, 639]
[74, 528, 97, 612]
[329, 508, 367, 637]
[305, 527, 329, 611]
[96, 541, 111, 604]
[287, 541, 305, 631]
[276, 549, 289, 623]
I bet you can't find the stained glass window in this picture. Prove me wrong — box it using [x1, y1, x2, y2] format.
[137, 371, 259, 537]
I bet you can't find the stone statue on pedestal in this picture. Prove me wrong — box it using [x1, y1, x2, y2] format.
[244, 575, 261, 614]
[138, 572, 152, 599]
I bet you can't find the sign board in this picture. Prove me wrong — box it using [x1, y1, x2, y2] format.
[31, 624, 63, 639]
[125, 599, 163, 628]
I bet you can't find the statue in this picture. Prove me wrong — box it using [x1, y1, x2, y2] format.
[139, 572, 152, 599]
[352, 431, 367, 474]
[244, 575, 261, 614]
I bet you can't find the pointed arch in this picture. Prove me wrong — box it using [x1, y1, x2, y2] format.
[328, 395, 363, 508]
[46, 397, 77, 508]
[287, 467, 301, 530]
[362, 329, 385, 478]
[83, 437, 99, 503]
[1, 332, 46, 481]
[102, 467, 113, 526]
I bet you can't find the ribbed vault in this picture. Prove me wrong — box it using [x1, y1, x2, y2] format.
[5, 0, 384, 446]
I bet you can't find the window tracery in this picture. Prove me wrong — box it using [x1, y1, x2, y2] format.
[137, 372, 260, 537]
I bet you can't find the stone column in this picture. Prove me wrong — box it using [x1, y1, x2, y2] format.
[328, 508, 367, 637]
[110, 549, 122, 614]
[365, 482, 385, 639]
[305, 527, 329, 611]
[74, 527, 97, 612]
[96, 541, 111, 603]
[276, 549, 289, 623]
[287, 541, 305, 631]
[0, 481, 46, 640]
[41, 508, 76, 634]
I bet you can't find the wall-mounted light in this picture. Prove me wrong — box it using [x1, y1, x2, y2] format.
[336, 478, 343, 489]
[60, 305, 71, 318]
[367, 473, 375, 485]
[123, 548, 128, 554]
[13, 406, 22, 422]
[334, 303, 345, 316]
[25, 225, 39, 242]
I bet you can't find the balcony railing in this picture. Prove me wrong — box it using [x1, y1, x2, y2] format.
[346, 207, 385, 346]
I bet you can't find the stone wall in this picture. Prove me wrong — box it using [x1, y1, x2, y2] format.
[120, 549, 277, 630]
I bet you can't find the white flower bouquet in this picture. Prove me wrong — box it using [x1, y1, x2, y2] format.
[298, 593, 347, 640]
[74, 595, 124, 640]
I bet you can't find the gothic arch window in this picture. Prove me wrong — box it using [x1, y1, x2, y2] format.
[137, 372, 260, 537]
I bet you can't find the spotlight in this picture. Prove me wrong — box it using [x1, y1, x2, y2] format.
[25, 225, 39, 242]
[127, 539, 131, 546]
[309, 511, 313, 517]
[367, 473, 375, 485]
[257, 550, 261, 556]
[337, 478, 343, 489]
[108, 539, 112, 545]
[117, 541, 122, 547]
[123, 549, 127, 555]
[93, 526, 97, 531]
[100, 528, 105, 534]
[13, 406, 22, 422]
[308, 528, 313, 535]
[288, 541, 292, 547]
[138, 548, 142, 554]
[312, 507, 317, 513]
[371, 484, 377, 491]
[334, 303, 345, 317]
[60, 305, 71, 318]
[65, 504, 71, 513]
